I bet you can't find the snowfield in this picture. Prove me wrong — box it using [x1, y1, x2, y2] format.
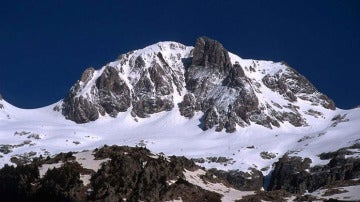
[1, 94, 359, 177]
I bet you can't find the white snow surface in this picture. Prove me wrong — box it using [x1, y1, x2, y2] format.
[184, 169, 254, 201]
[0, 41, 360, 177]
[309, 184, 360, 201]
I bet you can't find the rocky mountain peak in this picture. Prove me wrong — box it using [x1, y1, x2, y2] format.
[60, 36, 336, 132]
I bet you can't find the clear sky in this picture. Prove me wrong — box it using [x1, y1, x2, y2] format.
[0, 0, 359, 109]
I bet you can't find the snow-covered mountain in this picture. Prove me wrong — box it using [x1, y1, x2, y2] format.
[58, 37, 335, 133]
[0, 37, 359, 200]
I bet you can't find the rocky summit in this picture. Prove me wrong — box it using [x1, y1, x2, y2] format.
[60, 36, 335, 132]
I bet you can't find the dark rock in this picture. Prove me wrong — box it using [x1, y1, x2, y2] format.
[225, 62, 246, 88]
[204, 168, 264, 191]
[268, 146, 360, 194]
[132, 97, 174, 118]
[134, 55, 146, 70]
[203, 107, 219, 130]
[191, 36, 232, 73]
[233, 91, 259, 122]
[62, 66, 131, 123]
[62, 95, 99, 123]
[225, 117, 237, 133]
[262, 64, 335, 110]
[90, 145, 216, 202]
[183, 37, 265, 131]
[148, 62, 173, 96]
[282, 112, 306, 127]
[268, 155, 312, 194]
[96, 66, 131, 117]
[134, 70, 154, 96]
[80, 67, 95, 84]
[179, 93, 196, 118]
[162, 178, 222, 202]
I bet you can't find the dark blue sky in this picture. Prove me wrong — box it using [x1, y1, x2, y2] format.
[0, 0, 359, 109]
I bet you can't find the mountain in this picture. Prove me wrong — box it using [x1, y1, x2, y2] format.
[0, 37, 359, 201]
[59, 37, 335, 133]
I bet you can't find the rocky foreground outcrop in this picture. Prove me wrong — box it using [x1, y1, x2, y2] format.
[0, 145, 359, 201]
[268, 144, 360, 194]
[0, 146, 224, 201]
[60, 37, 335, 132]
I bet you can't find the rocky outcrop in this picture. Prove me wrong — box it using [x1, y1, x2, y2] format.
[204, 168, 264, 191]
[262, 63, 335, 110]
[0, 146, 225, 202]
[268, 155, 312, 194]
[95, 66, 131, 117]
[268, 144, 360, 194]
[191, 36, 232, 74]
[182, 37, 279, 132]
[90, 145, 222, 201]
[131, 59, 176, 118]
[179, 93, 197, 118]
[62, 95, 99, 123]
[62, 66, 131, 123]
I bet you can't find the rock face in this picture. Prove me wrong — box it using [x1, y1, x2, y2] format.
[60, 36, 336, 132]
[204, 168, 263, 191]
[262, 63, 335, 110]
[183, 37, 265, 132]
[268, 144, 360, 194]
[191, 36, 232, 73]
[95, 66, 131, 117]
[61, 42, 190, 123]
[64, 66, 132, 123]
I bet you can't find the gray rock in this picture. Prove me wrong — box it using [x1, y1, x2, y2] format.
[62, 66, 131, 123]
[95, 66, 131, 117]
[262, 64, 335, 110]
[132, 97, 173, 118]
[80, 67, 95, 84]
[204, 168, 264, 191]
[191, 36, 232, 74]
[62, 95, 99, 123]
[183, 37, 263, 132]
[203, 107, 219, 130]
[179, 93, 196, 118]
[268, 145, 360, 194]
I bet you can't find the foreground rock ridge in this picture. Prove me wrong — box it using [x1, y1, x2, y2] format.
[1, 145, 359, 201]
[60, 36, 335, 132]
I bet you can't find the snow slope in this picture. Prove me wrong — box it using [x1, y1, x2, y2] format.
[1, 90, 359, 177]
